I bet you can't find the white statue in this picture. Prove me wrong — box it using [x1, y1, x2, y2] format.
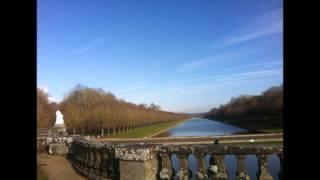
[55, 110, 64, 125]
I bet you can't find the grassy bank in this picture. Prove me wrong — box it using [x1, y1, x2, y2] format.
[221, 118, 283, 133]
[37, 164, 49, 180]
[102, 120, 186, 138]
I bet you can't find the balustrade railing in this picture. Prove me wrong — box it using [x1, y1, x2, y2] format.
[67, 137, 282, 180]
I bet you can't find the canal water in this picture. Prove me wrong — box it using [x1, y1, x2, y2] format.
[155, 118, 281, 180]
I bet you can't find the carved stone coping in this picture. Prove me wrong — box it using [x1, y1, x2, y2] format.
[155, 144, 283, 155]
[115, 144, 157, 161]
[72, 138, 283, 156]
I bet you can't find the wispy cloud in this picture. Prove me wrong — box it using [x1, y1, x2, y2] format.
[178, 62, 282, 84]
[163, 70, 282, 97]
[177, 8, 282, 72]
[226, 61, 282, 71]
[129, 68, 282, 103]
[177, 69, 282, 87]
[177, 47, 256, 72]
[213, 8, 283, 49]
[75, 37, 105, 53]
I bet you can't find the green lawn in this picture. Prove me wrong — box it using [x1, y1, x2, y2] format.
[260, 129, 283, 133]
[102, 120, 184, 138]
[222, 118, 283, 133]
[37, 164, 49, 180]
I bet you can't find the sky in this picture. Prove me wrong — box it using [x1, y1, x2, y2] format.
[37, 0, 283, 113]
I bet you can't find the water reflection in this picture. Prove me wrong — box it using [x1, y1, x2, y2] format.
[155, 118, 253, 137]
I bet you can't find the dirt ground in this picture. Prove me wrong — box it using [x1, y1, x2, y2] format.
[37, 153, 86, 180]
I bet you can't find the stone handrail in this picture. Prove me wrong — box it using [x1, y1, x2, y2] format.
[67, 137, 283, 180]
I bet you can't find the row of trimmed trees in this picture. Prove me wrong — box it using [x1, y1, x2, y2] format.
[37, 89, 59, 128]
[37, 84, 190, 136]
[203, 84, 283, 122]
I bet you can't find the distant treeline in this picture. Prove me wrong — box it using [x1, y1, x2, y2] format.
[37, 84, 190, 135]
[203, 84, 283, 129]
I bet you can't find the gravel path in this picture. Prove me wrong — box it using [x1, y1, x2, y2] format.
[37, 153, 86, 180]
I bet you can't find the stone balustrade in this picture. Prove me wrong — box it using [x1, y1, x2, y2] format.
[67, 137, 283, 180]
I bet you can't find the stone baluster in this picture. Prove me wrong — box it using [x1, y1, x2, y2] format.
[209, 154, 228, 180]
[215, 155, 228, 180]
[208, 154, 217, 179]
[94, 149, 101, 176]
[74, 145, 79, 167]
[100, 150, 108, 177]
[195, 153, 208, 180]
[84, 149, 89, 172]
[159, 153, 173, 180]
[177, 154, 190, 180]
[278, 154, 283, 180]
[236, 155, 250, 180]
[256, 154, 273, 180]
[80, 148, 85, 169]
[89, 149, 95, 173]
[107, 150, 117, 178]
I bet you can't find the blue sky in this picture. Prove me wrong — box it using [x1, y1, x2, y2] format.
[37, 0, 283, 113]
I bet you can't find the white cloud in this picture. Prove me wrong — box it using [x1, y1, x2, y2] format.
[48, 97, 59, 103]
[38, 85, 60, 103]
[38, 85, 49, 93]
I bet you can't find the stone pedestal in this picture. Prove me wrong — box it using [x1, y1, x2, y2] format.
[115, 145, 158, 180]
[52, 124, 68, 137]
[49, 143, 69, 155]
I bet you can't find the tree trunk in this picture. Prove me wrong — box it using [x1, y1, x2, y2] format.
[73, 128, 75, 135]
[101, 128, 104, 137]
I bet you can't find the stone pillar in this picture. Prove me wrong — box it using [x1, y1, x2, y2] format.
[115, 146, 158, 180]
[256, 154, 273, 180]
[177, 154, 190, 180]
[159, 153, 173, 180]
[195, 153, 208, 180]
[236, 155, 250, 180]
